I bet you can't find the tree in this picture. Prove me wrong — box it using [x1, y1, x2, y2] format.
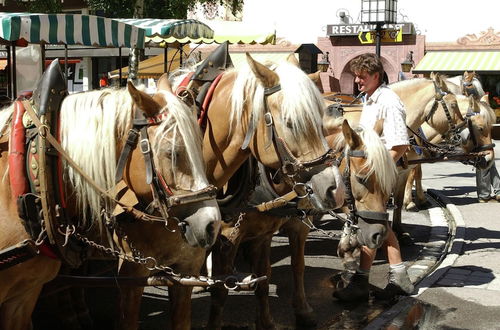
[85, 0, 244, 19]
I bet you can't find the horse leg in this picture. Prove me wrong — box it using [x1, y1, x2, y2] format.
[404, 166, 418, 212]
[281, 219, 316, 328]
[393, 169, 413, 244]
[168, 285, 194, 330]
[413, 165, 430, 208]
[207, 235, 240, 330]
[0, 285, 43, 330]
[246, 236, 275, 330]
[115, 261, 148, 330]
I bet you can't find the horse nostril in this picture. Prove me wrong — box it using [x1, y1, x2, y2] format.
[372, 232, 382, 245]
[206, 222, 215, 241]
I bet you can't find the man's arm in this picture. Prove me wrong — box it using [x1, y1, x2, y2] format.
[389, 145, 408, 163]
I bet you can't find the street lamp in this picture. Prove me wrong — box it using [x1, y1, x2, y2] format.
[360, 0, 398, 57]
[400, 51, 414, 73]
[317, 52, 330, 73]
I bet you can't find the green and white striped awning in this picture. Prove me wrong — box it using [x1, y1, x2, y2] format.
[0, 12, 145, 48]
[142, 20, 275, 46]
[116, 18, 214, 45]
[413, 51, 500, 74]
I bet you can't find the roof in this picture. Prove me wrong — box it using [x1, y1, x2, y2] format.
[413, 51, 500, 74]
[0, 12, 145, 48]
[294, 43, 322, 54]
[146, 20, 276, 46]
[108, 47, 184, 79]
[116, 18, 214, 46]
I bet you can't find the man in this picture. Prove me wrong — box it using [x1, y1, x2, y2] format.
[333, 53, 414, 301]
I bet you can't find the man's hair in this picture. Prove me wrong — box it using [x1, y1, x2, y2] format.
[349, 53, 384, 84]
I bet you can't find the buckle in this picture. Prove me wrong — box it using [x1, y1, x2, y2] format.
[140, 138, 151, 154]
[264, 112, 273, 126]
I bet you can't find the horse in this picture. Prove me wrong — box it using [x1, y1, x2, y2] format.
[389, 73, 495, 236]
[0, 74, 221, 330]
[403, 71, 494, 211]
[403, 93, 496, 211]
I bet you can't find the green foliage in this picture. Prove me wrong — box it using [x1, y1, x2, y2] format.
[86, 0, 243, 18]
[15, 0, 62, 13]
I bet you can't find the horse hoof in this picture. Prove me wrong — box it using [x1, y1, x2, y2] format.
[405, 202, 419, 212]
[295, 311, 317, 328]
[416, 200, 432, 210]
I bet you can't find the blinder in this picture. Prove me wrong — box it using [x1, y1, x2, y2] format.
[115, 108, 217, 225]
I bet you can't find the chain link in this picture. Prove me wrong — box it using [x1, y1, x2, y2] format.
[227, 212, 246, 243]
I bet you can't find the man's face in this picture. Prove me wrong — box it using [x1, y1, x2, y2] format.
[354, 70, 380, 96]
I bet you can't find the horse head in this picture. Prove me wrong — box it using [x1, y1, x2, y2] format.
[325, 119, 397, 250]
[125, 81, 221, 248]
[457, 94, 496, 169]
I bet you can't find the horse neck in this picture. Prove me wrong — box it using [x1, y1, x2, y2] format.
[391, 80, 436, 130]
[203, 72, 251, 188]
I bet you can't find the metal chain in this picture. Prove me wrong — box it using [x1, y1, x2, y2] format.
[73, 225, 180, 277]
[298, 214, 342, 240]
[227, 212, 246, 243]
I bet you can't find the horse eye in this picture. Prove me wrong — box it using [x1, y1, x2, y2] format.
[286, 120, 293, 129]
[355, 175, 368, 185]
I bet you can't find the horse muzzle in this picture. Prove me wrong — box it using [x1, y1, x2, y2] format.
[304, 166, 345, 210]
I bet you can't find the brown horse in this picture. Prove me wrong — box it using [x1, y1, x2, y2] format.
[389, 73, 496, 235]
[403, 93, 496, 211]
[0, 77, 220, 330]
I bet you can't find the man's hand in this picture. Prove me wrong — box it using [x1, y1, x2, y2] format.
[389, 145, 408, 163]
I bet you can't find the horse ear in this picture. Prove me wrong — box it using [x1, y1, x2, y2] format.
[127, 81, 163, 117]
[246, 52, 279, 88]
[157, 73, 173, 93]
[308, 71, 321, 83]
[432, 72, 449, 93]
[286, 53, 300, 67]
[480, 94, 489, 104]
[342, 119, 362, 149]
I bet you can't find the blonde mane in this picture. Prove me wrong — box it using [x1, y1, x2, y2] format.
[59, 87, 207, 227]
[230, 61, 326, 149]
[329, 121, 396, 196]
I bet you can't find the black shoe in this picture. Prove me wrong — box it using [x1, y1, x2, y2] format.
[375, 269, 414, 300]
[332, 274, 369, 302]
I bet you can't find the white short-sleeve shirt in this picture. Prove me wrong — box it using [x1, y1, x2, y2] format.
[359, 84, 410, 149]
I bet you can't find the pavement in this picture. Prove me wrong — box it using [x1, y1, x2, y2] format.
[365, 140, 500, 330]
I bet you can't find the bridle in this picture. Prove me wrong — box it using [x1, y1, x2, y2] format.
[425, 80, 464, 146]
[335, 147, 389, 225]
[115, 108, 217, 227]
[243, 83, 336, 201]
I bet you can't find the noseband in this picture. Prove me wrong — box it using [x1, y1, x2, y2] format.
[115, 109, 217, 225]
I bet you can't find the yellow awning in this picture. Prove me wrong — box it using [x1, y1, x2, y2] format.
[147, 21, 276, 46]
[229, 52, 296, 69]
[108, 48, 184, 79]
[413, 51, 500, 74]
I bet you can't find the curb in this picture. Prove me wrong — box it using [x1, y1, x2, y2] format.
[363, 188, 466, 330]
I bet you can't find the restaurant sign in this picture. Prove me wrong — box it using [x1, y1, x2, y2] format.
[327, 23, 414, 36]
